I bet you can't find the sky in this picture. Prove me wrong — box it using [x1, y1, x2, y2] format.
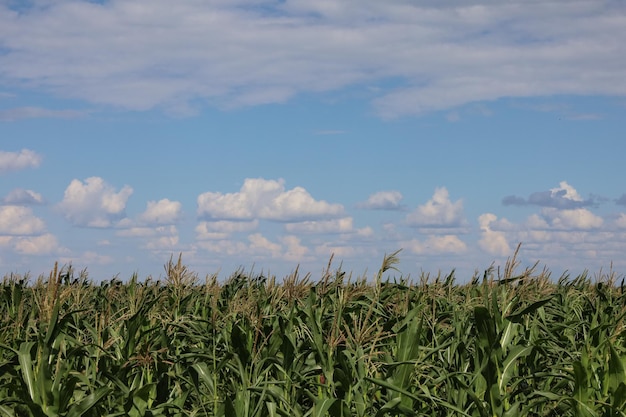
[1, 0, 626, 282]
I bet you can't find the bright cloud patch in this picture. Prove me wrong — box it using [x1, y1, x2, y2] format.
[0, 149, 42, 174]
[0, 206, 46, 235]
[196, 220, 259, 240]
[478, 213, 512, 257]
[358, 191, 403, 210]
[139, 199, 182, 225]
[58, 177, 133, 227]
[406, 187, 466, 229]
[404, 235, 467, 255]
[14, 233, 63, 255]
[285, 217, 354, 234]
[197, 178, 343, 222]
[2, 188, 45, 205]
[541, 208, 603, 230]
[280, 235, 310, 262]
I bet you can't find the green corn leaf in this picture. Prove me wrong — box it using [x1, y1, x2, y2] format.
[474, 307, 497, 351]
[308, 398, 335, 417]
[613, 383, 626, 410]
[499, 345, 532, 394]
[17, 342, 38, 403]
[0, 405, 14, 417]
[66, 386, 113, 417]
[506, 298, 552, 323]
[191, 362, 215, 392]
[609, 341, 626, 394]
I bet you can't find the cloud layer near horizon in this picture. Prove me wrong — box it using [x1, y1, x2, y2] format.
[1, 0, 625, 117]
[2, 145, 626, 278]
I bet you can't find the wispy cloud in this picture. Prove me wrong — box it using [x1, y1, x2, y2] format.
[0, 107, 87, 121]
[0, 1, 624, 117]
[0, 149, 42, 174]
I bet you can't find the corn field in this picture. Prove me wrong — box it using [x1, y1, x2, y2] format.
[1, 251, 626, 417]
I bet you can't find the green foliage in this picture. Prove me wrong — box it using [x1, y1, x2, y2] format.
[1, 254, 626, 416]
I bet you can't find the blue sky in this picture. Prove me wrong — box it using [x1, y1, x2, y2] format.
[1, 0, 626, 282]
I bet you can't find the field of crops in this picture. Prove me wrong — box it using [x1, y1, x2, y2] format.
[1, 250, 625, 417]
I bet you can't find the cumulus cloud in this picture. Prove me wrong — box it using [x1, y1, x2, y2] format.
[280, 235, 311, 262]
[0, 1, 624, 117]
[2, 188, 44, 205]
[404, 235, 467, 255]
[60, 251, 114, 266]
[503, 181, 594, 209]
[357, 191, 404, 210]
[541, 207, 603, 230]
[197, 178, 343, 222]
[115, 225, 180, 251]
[57, 177, 133, 227]
[314, 243, 374, 260]
[196, 232, 285, 260]
[138, 198, 182, 225]
[248, 233, 282, 258]
[478, 213, 512, 256]
[285, 217, 354, 234]
[0, 206, 46, 235]
[116, 225, 178, 238]
[14, 233, 65, 255]
[196, 220, 259, 240]
[0, 149, 42, 174]
[406, 187, 466, 229]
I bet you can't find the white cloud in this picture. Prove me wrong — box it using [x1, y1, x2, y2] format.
[541, 207, 603, 230]
[357, 190, 404, 210]
[616, 214, 626, 229]
[14, 233, 64, 255]
[550, 181, 584, 202]
[314, 243, 370, 259]
[117, 225, 178, 238]
[60, 251, 114, 266]
[478, 213, 512, 256]
[116, 225, 180, 251]
[144, 235, 180, 251]
[196, 233, 283, 259]
[0, 1, 624, 117]
[280, 235, 311, 262]
[138, 198, 182, 225]
[196, 239, 248, 257]
[406, 187, 466, 229]
[197, 178, 343, 221]
[248, 233, 282, 258]
[285, 217, 354, 234]
[57, 177, 133, 227]
[0, 206, 46, 235]
[404, 235, 467, 255]
[195, 220, 259, 239]
[0, 149, 42, 174]
[2, 188, 45, 205]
